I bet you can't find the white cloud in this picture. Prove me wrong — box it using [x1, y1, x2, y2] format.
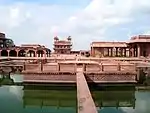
[0, 0, 150, 50]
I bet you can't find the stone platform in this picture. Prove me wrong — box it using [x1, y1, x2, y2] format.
[22, 61, 136, 83]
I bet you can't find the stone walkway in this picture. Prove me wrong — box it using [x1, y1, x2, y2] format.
[76, 67, 98, 113]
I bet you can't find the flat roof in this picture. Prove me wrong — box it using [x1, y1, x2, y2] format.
[127, 35, 150, 43]
[91, 42, 127, 48]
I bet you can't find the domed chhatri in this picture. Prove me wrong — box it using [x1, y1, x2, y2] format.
[67, 36, 71, 41]
[54, 36, 59, 41]
[0, 32, 5, 38]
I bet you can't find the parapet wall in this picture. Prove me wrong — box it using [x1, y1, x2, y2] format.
[22, 62, 137, 83]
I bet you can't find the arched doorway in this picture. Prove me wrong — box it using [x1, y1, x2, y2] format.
[1, 50, 8, 56]
[9, 50, 17, 57]
[37, 50, 44, 57]
[27, 50, 35, 57]
[18, 50, 26, 57]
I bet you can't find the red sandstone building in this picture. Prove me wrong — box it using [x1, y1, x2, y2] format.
[91, 35, 150, 58]
[53, 36, 90, 56]
[1, 32, 150, 58]
[0, 32, 51, 57]
[53, 36, 72, 54]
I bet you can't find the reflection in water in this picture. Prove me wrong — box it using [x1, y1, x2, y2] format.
[93, 90, 135, 108]
[91, 87, 150, 113]
[0, 85, 77, 113]
[23, 85, 77, 109]
[0, 75, 150, 113]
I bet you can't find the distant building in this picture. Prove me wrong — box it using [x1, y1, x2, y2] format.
[91, 35, 150, 58]
[53, 36, 72, 54]
[91, 42, 128, 57]
[70, 50, 90, 57]
[0, 32, 51, 57]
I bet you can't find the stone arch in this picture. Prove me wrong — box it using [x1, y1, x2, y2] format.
[1, 50, 8, 56]
[18, 50, 26, 57]
[9, 50, 17, 57]
[37, 50, 44, 57]
[27, 50, 35, 57]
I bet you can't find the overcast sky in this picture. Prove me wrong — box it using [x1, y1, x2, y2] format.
[0, 0, 150, 50]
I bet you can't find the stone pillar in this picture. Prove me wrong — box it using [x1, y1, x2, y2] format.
[116, 47, 118, 57]
[101, 63, 104, 71]
[134, 48, 136, 57]
[16, 50, 19, 57]
[83, 64, 86, 72]
[57, 63, 60, 72]
[44, 52, 46, 57]
[91, 47, 95, 57]
[40, 61, 43, 72]
[129, 48, 131, 57]
[25, 50, 28, 57]
[124, 48, 126, 57]
[35, 52, 38, 57]
[131, 48, 134, 57]
[117, 63, 121, 71]
[111, 48, 113, 57]
[136, 68, 141, 81]
[23, 62, 26, 71]
[107, 48, 109, 57]
[7, 50, 10, 57]
[137, 44, 140, 57]
[120, 48, 123, 57]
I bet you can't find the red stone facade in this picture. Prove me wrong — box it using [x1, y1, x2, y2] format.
[127, 35, 150, 57]
[0, 33, 51, 57]
[91, 35, 150, 58]
[53, 36, 72, 54]
[91, 42, 128, 57]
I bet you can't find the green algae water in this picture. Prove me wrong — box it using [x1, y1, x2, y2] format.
[0, 75, 150, 113]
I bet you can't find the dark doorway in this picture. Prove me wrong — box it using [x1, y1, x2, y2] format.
[27, 50, 35, 57]
[9, 50, 17, 57]
[18, 50, 26, 57]
[1, 50, 8, 56]
[143, 51, 146, 57]
[37, 50, 44, 57]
